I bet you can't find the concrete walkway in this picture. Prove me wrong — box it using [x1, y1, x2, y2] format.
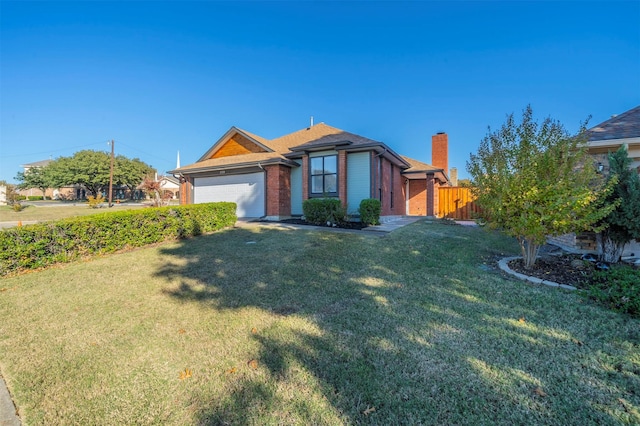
[0, 376, 20, 426]
[235, 216, 423, 235]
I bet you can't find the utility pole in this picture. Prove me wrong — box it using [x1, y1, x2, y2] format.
[108, 139, 114, 207]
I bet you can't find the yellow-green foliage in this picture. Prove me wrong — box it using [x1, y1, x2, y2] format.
[467, 105, 616, 267]
[0, 202, 236, 276]
[86, 194, 105, 208]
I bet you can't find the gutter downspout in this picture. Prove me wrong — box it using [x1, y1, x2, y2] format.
[258, 162, 267, 219]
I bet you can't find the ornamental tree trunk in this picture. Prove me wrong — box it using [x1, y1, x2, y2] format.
[600, 232, 625, 263]
[519, 237, 541, 269]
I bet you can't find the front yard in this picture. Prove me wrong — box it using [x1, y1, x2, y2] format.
[0, 220, 638, 424]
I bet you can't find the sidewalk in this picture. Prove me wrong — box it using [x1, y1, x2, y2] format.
[0, 376, 20, 425]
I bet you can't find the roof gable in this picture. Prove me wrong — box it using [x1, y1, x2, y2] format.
[197, 127, 273, 162]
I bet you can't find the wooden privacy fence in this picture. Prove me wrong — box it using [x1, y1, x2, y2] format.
[438, 187, 481, 220]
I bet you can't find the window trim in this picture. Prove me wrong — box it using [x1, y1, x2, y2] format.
[308, 154, 338, 197]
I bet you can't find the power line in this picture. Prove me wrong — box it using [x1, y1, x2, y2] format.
[116, 140, 178, 165]
[0, 141, 107, 159]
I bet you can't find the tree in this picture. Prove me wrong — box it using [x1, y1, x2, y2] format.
[46, 150, 111, 196]
[15, 166, 53, 197]
[598, 146, 640, 263]
[0, 180, 21, 207]
[139, 176, 170, 207]
[457, 178, 473, 188]
[467, 105, 615, 269]
[45, 150, 155, 199]
[114, 156, 155, 199]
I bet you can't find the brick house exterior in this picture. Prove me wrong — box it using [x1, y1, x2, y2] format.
[170, 123, 451, 220]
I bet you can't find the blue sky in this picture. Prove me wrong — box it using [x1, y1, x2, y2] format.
[1, 1, 639, 184]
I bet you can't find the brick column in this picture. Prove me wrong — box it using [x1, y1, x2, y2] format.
[265, 165, 291, 219]
[338, 150, 347, 207]
[426, 174, 435, 216]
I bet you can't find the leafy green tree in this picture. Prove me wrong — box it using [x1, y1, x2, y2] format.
[467, 105, 615, 269]
[114, 156, 154, 199]
[598, 146, 640, 262]
[15, 166, 53, 197]
[457, 178, 473, 188]
[45, 150, 155, 199]
[47, 150, 111, 196]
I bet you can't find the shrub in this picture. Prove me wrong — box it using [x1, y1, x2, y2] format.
[12, 203, 24, 212]
[584, 266, 640, 318]
[358, 198, 381, 225]
[0, 202, 237, 276]
[27, 196, 44, 201]
[302, 198, 347, 225]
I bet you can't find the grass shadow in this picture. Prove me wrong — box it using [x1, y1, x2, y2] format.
[154, 222, 640, 425]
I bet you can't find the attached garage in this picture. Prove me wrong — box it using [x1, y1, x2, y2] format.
[193, 172, 265, 218]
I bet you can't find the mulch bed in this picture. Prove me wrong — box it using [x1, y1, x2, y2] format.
[508, 254, 598, 288]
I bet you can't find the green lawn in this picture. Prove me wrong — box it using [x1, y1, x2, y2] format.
[0, 203, 144, 223]
[0, 220, 638, 425]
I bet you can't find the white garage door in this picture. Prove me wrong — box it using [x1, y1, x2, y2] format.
[193, 172, 265, 218]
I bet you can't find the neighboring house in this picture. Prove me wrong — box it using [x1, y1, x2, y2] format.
[169, 123, 451, 219]
[587, 105, 640, 172]
[158, 175, 180, 200]
[548, 105, 640, 256]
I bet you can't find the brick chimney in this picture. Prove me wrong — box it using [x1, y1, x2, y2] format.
[432, 132, 448, 173]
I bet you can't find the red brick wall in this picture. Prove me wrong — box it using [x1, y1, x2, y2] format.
[391, 164, 404, 215]
[381, 158, 391, 215]
[408, 179, 426, 216]
[265, 165, 291, 218]
[432, 133, 448, 174]
[376, 157, 408, 216]
[338, 150, 347, 207]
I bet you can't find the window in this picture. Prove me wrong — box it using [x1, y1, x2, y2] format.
[310, 155, 337, 195]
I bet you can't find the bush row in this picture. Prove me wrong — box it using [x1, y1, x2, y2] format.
[0, 202, 237, 276]
[302, 198, 382, 226]
[585, 266, 640, 318]
[302, 198, 347, 225]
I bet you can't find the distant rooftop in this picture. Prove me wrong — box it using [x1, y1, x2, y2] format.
[587, 105, 640, 141]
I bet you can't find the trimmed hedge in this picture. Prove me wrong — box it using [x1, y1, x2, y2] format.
[302, 198, 347, 225]
[27, 196, 44, 201]
[0, 202, 236, 276]
[358, 198, 381, 225]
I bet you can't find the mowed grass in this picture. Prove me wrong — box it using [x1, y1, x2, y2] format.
[0, 203, 144, 223]
[0, 220, 638, 425]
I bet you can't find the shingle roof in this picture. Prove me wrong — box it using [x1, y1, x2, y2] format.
[401, 156, 442, 173]
[587, 105, 640, 141]
[279, 123, 383, 151]
[175, 152, 289, 172]
[174, 123, 431, 174]
[21, 159, 53, 168]
[235, 127, 271, 147]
